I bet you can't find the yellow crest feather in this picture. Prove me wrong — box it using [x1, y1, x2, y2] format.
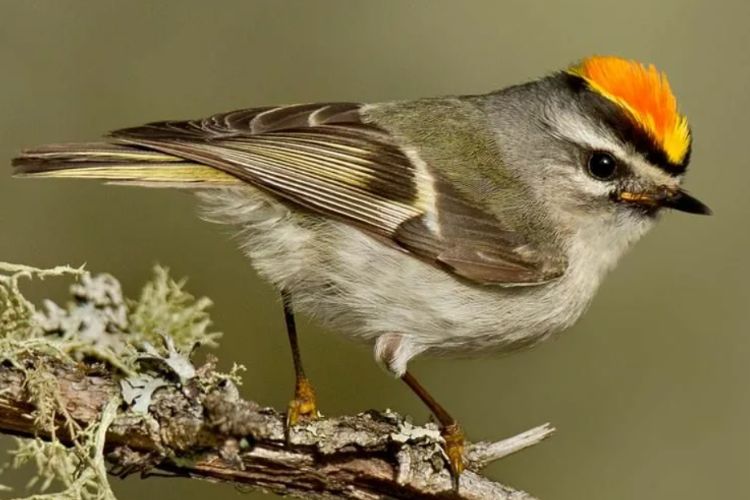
[568, 56, 690, 165]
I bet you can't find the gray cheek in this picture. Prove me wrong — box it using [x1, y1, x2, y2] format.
[541, 170, 613, 218]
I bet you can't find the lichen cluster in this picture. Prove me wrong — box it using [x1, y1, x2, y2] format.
[0, 263, 222, 500]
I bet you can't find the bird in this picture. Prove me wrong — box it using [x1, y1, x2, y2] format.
[12, 55, 710, 488]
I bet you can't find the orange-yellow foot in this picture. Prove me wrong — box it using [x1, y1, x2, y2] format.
[441, 422, 465, 491]
[286, 377, 319, 428]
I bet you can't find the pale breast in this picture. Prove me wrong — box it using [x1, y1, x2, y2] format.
[196, 186, 654, 362]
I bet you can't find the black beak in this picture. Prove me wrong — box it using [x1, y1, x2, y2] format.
[616, 188, 712, 215]
[660, 189, 712, 215]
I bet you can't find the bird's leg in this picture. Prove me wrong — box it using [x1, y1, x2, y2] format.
[282, 291, 319, 428]
[401, 370, 465, 490]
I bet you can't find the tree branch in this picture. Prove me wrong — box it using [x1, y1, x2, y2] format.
[0, 265, 553, 499]
[0, 354, 553, 499]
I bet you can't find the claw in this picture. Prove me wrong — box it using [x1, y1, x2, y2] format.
[286, 377, 319, 428]
[441, 422, 465, 492]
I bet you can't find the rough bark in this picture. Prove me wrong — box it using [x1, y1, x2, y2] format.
[0, 355, 553, 499]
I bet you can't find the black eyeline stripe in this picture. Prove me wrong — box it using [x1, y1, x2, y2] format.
[561, 73, 691, 175]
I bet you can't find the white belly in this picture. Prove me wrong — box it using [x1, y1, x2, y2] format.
[197, 187, 653, 369]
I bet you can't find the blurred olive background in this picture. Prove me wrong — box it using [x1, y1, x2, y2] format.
[0, 1, 747, 499]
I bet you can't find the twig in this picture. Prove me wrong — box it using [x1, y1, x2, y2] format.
[466, 424, 555, 470]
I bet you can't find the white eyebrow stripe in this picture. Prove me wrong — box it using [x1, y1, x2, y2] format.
[628, 156, 679, 187]
[549, 109, 629, 156]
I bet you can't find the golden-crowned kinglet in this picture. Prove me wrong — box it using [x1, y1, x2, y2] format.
[13, 55, 710, 487]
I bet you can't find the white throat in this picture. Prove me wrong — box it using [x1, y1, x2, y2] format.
[565, 210, 655, 291]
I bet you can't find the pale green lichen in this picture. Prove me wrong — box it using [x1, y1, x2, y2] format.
[4, 399, 119, 500]
[0, 264, 84, 365]
[128, 266, 221, 354]
[0, 263, 83, 340]
[202, 362, 246, 389]
[0, 263, 224, 500]
[0, 360, 119, 500]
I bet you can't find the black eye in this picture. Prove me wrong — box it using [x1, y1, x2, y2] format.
[587, 151, 618, 181]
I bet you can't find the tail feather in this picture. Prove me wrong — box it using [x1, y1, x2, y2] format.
[12, 142, 240, 187]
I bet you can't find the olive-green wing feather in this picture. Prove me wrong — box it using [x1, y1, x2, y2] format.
[111, 103, 422, 237]
[16, 102, 566, 285]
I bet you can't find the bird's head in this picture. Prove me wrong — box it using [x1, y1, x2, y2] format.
[496, 56, 710, 241]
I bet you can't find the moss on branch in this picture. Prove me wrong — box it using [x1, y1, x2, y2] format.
[0, 263, 550, 500]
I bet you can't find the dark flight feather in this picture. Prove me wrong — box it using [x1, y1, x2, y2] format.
[14, 102, 566, 286]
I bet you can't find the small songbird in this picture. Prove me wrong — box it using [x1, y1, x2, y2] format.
[12, 56, 710, 487]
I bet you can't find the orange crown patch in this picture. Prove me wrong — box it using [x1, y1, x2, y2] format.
[568, 56, 690, 165]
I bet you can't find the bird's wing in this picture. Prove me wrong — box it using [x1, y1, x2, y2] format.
[111, 102, 566, 286]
